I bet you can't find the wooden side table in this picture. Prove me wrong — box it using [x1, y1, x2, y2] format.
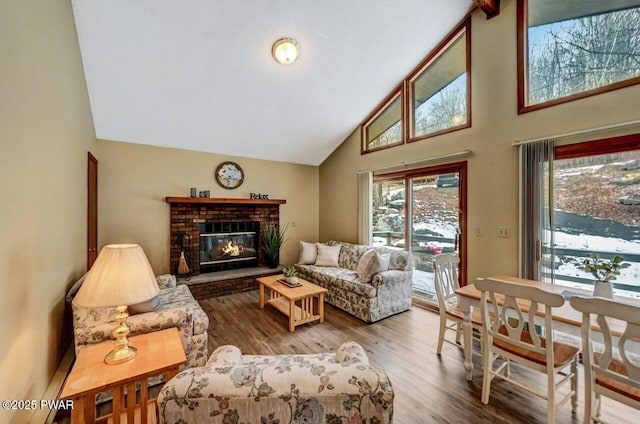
[60, 327, 186, 424]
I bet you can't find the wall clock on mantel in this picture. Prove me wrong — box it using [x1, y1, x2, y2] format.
[215, 161, 244, 189]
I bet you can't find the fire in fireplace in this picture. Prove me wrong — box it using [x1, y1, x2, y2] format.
[221, 240, 243, 256]
[199, 222, 258, 272]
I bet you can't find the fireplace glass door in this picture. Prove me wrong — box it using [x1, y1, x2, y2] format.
[199, 222, 258, 272]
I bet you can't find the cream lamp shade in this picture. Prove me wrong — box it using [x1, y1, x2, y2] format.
[73, 244, 159, 364]
[272, 38, 300, 65]
[73, 244, 159, 308]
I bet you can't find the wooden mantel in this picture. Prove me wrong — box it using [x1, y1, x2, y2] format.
[165, 197, 286, 205]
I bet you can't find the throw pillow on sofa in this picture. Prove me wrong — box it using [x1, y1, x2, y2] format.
[128, 295, 164, 314]
[357, 249, 390, 283]
[314, 243, 341, 267]
[298, 240, 318, 264]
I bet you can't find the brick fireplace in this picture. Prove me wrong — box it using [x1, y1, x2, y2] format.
[166, 197, 286, 276]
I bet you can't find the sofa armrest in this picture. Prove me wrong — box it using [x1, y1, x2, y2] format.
[207, 345, 243, 365]
[156, 274, 177, 289]
[73, 306, 189, 352]
[371, 269, 412, 288]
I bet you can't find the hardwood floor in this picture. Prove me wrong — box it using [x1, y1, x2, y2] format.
[200, 291, 639, 424]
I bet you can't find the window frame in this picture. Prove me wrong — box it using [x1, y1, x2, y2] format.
[406, 18, 472, 143]
[555, 133, 640, 160]
[361, 84, 405, 154]
[360, 16, 472, 155]
[517, 0, 640, 114]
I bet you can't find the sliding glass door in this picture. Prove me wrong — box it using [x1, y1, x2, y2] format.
[373, 163, 467, 306]
[522, 135, 640, 299]
[541, 144, 640, 297]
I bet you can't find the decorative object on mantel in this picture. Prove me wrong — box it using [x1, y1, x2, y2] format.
[190, 188, 197, 197]
[575, 253, 629, 299]
[250, 193, 270, 200]
[215, 161, 244, 189]
[261, 222, 288, 269]
[72, 244, 159, 364]
[282, 265, 299, 285]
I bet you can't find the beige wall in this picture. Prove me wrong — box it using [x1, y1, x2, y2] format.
[95, 141, 319, 273]
[319, 1, 640, 282]
[0, 1, 96, 422]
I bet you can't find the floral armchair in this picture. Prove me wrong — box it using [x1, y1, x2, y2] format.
[67, 274, 208, 370]
[157, 341, 394, 424]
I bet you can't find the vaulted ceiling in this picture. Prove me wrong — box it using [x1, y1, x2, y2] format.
[71, 0, 475, 165]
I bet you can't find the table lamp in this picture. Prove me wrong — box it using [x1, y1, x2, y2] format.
[73, 244, 159, 364]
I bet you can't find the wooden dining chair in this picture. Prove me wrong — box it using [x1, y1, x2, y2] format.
[570, 296, 640, 424]
[475, 277, 578, 423]
[433, 253, 482, 356]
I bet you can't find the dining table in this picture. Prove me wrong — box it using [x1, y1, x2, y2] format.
[455, 274, 638, 381]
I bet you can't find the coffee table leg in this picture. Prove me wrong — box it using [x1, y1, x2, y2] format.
[319, 293, 325, 323]
[259, 284, 265, 309]
[289, 299, 295, 332]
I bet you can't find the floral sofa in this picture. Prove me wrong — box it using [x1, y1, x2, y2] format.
[157, 341, 394, 424]
[67, 274, 209, 370]
[295, 241, 413, 322]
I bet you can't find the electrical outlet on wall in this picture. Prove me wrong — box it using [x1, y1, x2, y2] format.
[474, 227, 483, 237]
[498, 227, 511, 238]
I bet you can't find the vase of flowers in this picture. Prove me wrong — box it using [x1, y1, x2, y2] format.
[577, 254, 629, 299]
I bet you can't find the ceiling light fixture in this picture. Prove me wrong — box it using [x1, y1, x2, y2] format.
[272, 38, 300, 65]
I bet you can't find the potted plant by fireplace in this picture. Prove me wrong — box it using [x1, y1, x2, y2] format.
[576, 253, 629, 299]
[261, 223, 287, 269]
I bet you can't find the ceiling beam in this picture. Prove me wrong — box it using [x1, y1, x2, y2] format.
[473, 0, 500, 19]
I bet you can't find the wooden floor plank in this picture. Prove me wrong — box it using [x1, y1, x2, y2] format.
[200, 291, 640, 423]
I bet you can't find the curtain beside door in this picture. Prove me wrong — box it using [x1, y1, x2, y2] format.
[519, 139, 554, 282]
[357, 171, 373, 246]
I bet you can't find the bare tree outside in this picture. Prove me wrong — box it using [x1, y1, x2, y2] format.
[528, 6, 640, 105]
[369, 72, 467, 146]
[414, 74, 467, 137]
[368, 121, 401, 149]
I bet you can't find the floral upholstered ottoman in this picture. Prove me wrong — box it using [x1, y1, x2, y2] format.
[157, 341, 394, 424]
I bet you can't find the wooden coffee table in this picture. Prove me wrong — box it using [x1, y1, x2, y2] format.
[257, 274, 328, 332]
